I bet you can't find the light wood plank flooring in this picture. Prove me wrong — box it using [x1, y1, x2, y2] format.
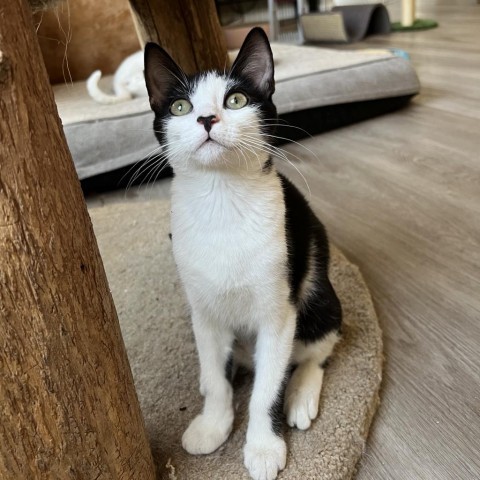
[282, 3, 480, 479]
[86, 3, 480, 478]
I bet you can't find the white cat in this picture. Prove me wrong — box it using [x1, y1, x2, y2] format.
[144, 28, 342, 480]
[86, 50, 147, 104]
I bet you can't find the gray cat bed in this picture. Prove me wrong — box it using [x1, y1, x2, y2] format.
[53, 43, 419, 185]
[301, 4, 391, 43]
[88, 197, 383, 480]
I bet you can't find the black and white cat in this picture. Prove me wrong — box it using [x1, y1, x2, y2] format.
[144, 28, 342, 480]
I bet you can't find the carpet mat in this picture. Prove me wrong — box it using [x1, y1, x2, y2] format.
[89, 199, 383, 480]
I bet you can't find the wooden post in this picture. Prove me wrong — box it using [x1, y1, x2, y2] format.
[128, 0, 229, 74]
[0, 1, 156, 479]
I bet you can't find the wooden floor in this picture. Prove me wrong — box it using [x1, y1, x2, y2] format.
[280, 3, 480, 479]
[87, 2, 480, 478]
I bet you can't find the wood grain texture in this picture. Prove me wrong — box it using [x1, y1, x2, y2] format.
[128, 0, 229, 74]
[276, 2, 480, 479]
[0, 1, 156, 478]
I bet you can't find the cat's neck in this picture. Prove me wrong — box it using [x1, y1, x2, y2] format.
[171, 152, 277, 203]
[172, 150, 272, 183]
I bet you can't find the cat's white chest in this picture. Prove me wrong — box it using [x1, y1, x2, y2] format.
[170, 171, 287, 326]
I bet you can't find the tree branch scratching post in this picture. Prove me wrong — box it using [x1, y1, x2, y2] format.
[0, 1, 156, 478]
[128, 0, 229, 74]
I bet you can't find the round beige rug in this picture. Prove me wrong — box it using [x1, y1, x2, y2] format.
[89, 199, 382, 480]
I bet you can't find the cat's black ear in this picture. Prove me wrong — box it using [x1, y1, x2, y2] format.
[230, 27, 275, 98]
[144, 43, 186, 112]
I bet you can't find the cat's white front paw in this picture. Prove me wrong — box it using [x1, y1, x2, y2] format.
[182, 412, 233, 455]
[244, 436, 286, 480]
[284, 388, 319, 430]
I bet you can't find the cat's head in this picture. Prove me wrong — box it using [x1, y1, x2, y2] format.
[144, 27, 276, 173]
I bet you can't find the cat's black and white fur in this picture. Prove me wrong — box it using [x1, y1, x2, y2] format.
[144, 28, 342, 480]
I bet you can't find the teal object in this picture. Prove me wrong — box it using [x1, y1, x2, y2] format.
[389, 48, 411, 60]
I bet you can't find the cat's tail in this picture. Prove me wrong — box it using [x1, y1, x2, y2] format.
[86, 70, 132, 105]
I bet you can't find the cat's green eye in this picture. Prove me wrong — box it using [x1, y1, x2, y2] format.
[170, 99, 193, 116]
[226, 92, 248, 110]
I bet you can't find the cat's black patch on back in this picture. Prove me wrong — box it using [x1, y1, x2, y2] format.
[297, 279, 342, 342]
[278, 173, 342, 343]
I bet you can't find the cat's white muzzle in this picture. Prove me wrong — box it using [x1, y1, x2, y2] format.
[194, 135, 229, 166]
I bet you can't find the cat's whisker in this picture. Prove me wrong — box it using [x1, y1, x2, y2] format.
[241, 133, 312, 166]
[140, 143, 166, 159]
[120, 128, 182, 139]
[260, 116, 311, 127]
[235, 143, 251, 173]
[125, 141, 179, 190]
[236, 140, 268, 171]
[239, 139, 281, 165]
[231, 145, 244, 169]
[250, 132, 321, 163]
[143, 148, 176, 184]
[238, 141, 255, 173]
[239, 136, 311, 197]
[138, 143, 184, 190]
[250, 118, 314, 139]
[152, 138, 184, 151]
[119, 148, 162, 193]
[278, 158, 312, 199]
[244, 139, 294, 167]
[126, 156, 165, 192]
[232, 145, 253, 171]
[146, 158, 172, 191]
[237, 118, 314, 143]
[123, 149, 165, 193]
[237, 139, 264, 171]
[260, 124, 314, 139]
[244, 137, 306, 170]
[141, 160, 167, 190]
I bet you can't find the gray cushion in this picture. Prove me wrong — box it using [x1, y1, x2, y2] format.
[54, 44, 419, 179]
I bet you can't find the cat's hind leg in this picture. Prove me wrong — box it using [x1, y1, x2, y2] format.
[285, 261, 342, 430]
[285, 331, 340, 430]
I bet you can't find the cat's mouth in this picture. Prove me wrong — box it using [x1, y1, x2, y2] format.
[195, 136, 231, 164]
[199, 136, 226, 150]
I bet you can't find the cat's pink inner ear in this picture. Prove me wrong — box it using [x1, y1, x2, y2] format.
[144, 43, 186, 111]
[230, 27, 275, 97]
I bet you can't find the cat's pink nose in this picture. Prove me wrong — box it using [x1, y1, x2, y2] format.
[197, 115, 219, 133]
